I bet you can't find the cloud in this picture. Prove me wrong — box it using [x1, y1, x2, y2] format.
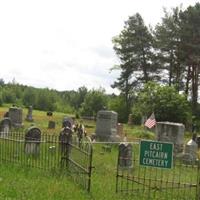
[0, 0, 198, 95]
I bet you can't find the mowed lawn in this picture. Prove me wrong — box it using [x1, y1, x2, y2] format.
[0, 145, 134, 200]
[0, 105, 196, 200]
[0, 106, 136, 200]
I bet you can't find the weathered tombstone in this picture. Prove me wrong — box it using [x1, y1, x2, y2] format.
[62, 117, 73, 128]
[0, 118, 11, 137]
[9, 106, 23, 127]
[95, 110, 120, 141]
[59, 127, 73, 166]
[3, 112, 9, 118]
[156, 122, 185, 154]
[196, 136, 200, 148]
[26, 106, 34, 122]
[141, 116, 147, 125]
[183, 139, 198, 164]
[48, 120, 56, 129]
[77, 123, 85, 147]
[47, 111, 53, 116]
[24, 127, 41, 155]
[117, 123, 124, 136]
[118, 143, 133, 168]
[128, 114, 133, 125]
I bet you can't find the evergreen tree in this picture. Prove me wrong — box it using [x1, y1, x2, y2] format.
[112, 13, 157, 115]
[179, 3, 200, 113]
[154, 7, 183, 90]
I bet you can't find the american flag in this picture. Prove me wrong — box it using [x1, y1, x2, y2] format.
[144, 113, 156, 129]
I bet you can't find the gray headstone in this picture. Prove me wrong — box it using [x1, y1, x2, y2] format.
[48, 120, 56, 129]
[24, 127, 41, 155]
[117, 123, 124, 136]
[118, 143, 133, 168]
[95, 110, 120, 141]
[26, 106, 33, 122]
[9, 106, 23, 127]
[196, 136, 200, 148]
[156, 122, 185, 153]
[183, 139, 198, 163]
[59, 127, 72, 154]
[0, 118, 11, 137]
[47, 111, 53, 116]
[128, 114, 133, 125]
[62, 117, 74, 128]
[3, 112, 9, 118]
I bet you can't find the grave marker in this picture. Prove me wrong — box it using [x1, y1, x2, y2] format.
[24, 127, 41, 155]
[95, 110, 120, 141]
[0, 118, 11, 137]
[26, 106, 33, 122]
[118, 143, 133, 168]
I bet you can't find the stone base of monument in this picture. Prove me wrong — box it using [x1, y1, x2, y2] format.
[26, 116, 34, 122]
[12, 123, 24, 128]
[95, 134, 121, 142]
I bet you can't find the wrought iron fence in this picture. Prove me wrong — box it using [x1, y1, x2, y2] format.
[0, 131, 93, 192]
[116, 141, 200, 200]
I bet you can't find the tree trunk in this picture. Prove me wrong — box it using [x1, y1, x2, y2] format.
[185, 65, 191, 97]
[191, 64, 199, 114]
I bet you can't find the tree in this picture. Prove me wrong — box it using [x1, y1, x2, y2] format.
[0, 78, 5, 86]
[108, 94, 127, 123]
[179, 3, 200, 113]
[35, 89, 57, 111]
[112, 13, 157, 115]
[132, 82, 191, 124]
[80, 88, 108, 117]
[154, 7, 183, 90]
[23, 87, 37, 107]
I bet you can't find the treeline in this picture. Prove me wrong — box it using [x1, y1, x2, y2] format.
[0, 79, 110, 118]
[112, 3, 200, 122]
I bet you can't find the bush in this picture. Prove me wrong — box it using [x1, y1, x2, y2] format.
[132, 82, 192, 124]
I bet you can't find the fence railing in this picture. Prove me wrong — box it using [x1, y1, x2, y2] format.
[116, 142, 200, 200]
[0, 132, 93, 192]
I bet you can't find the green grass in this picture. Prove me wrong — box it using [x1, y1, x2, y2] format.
[0, 105, 199, 200]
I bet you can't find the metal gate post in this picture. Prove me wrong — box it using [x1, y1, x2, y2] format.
[87, 145, 93, 192]
[197, 159, 200, 200]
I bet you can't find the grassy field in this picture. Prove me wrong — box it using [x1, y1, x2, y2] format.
[0, 105, 198, 200]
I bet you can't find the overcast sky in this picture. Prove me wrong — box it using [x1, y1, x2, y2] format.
[0, 0, 198, 94]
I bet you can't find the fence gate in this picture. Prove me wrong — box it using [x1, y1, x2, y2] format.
[0, 132, 93, 192]
[116, 141, 200, 200]
[62, 136, 93, 192]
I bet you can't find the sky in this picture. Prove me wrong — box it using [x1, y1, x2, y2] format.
[0, 0, 198, 94]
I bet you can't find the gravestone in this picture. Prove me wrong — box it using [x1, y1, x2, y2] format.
[59, 127, 73, 167]
[128, 114, 133, 125]
[0, 118, 11, 137]
[156, 122, 185, 154]
[141, 116, 147, 125]
[48, 120, 56, 129]
[95, 110, 120, 141]
[9, 106, 23, 127]
[24, 126, 41, 155]
[59, 127, 73, 154]
[3, 112, 9, 118]
[117, 123, 124, 136]
[47, 111, 53, 116]
[196, 136, 200, 148]
[183, 139, 198, 164]
[62, 117, 74, 128]
[118, 143, 133, 168]
[26, 106, 33, 122]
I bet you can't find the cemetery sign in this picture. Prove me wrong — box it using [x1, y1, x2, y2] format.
[139, 140, 173, 169]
